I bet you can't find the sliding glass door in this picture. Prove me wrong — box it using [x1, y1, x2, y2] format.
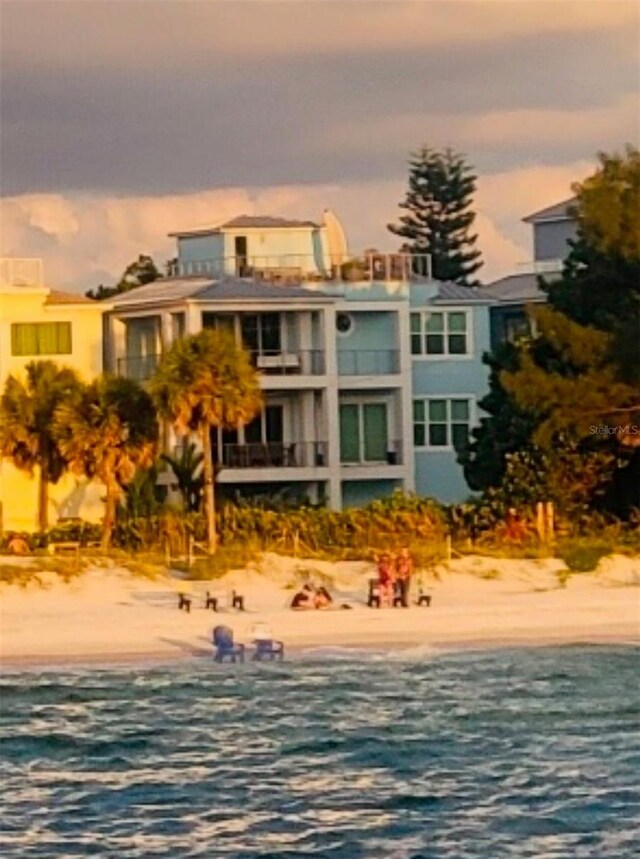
[339, 402, 388, 463]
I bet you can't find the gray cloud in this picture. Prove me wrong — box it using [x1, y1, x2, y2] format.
[1, 1, 638, 196]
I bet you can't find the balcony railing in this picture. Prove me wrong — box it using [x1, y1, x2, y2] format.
[253, 349, 325, 375]
[340, 439, 403, 466]
[1, 257, 43, 288]
[117, 354, 160, 382]
[337, 350, 400, 376]
[220, 441, 328, 469]
[168, 252, 431, 283]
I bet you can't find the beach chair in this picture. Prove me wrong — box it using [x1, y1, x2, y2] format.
[212, 625, 245, 663]
[250, 623, 284, 661]
[416, 576, 432, 607]
[367, 578, 381, 608]
[178, 592, 192, 612]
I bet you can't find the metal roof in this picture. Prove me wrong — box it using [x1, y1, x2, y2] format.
[220, 215, 319, 229]
[523, 197, 577, 223]
[433, 282, 490, 303]
[109, 276, 332, 307]
[479, 273, 548, 303]
[169, 215, 320, 238]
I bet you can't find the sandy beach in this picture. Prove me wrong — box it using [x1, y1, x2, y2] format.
[1, 552, 639, 668]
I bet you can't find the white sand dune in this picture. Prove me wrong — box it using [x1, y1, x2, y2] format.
[1, 552, 638, 668]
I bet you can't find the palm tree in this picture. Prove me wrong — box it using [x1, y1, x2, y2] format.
[0, 361, 82, 531]
[55, 375, 158, 550]
[150, 329, 262, 552]
[161, 442, 205, 512]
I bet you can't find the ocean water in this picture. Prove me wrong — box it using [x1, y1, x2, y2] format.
[1, 646, 638, 859]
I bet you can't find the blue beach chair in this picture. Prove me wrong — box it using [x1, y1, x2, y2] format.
[251, 623, 284, 661]
[212, 625, 245, 663]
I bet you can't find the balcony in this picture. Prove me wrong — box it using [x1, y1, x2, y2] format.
[253, 349, 325, 375]
[117, 354, 160, 382]
[337, 350, 400, 375]
[220, 441, 328, 469]
[341, 439, 403, 467]
[168, 252, 431, 283]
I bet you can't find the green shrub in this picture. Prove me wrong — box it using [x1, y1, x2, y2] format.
[556, 539, 614, 572]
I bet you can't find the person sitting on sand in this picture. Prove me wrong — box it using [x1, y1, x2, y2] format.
[314, 586, 333, 609]
[291, 584, 316, 610]
[6, 533, 30, 556]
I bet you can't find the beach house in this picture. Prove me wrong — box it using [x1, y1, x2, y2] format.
[110, 203, 585, 507]
[483, 198, 577, 349]
[0, 259, 108, 531]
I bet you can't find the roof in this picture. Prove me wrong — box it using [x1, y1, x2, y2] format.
[109, 276, 333, 307]
[169, 214, 319, 238]
[220, 215, 319, 230]
[434, 282, 490, 303]
[45, 289, 96, 305]
[479, 273, 551, 304]
[523, 197, 577, 224]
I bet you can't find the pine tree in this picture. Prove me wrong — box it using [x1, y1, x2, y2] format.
[461, 146, 640, 515]
[388, 146, 483, 285]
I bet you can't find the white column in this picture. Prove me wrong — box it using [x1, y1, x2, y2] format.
[160, 311, 172, 352]
[185, 302, 201, 334]
[397, 303, 415, 491]
[323, 305, 342, 509]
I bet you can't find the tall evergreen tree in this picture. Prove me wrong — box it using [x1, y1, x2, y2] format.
[461, 146, 640, 514]
[388, 146, 483, 285]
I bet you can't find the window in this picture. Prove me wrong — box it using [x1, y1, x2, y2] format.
[241, 313, 281, 354]
[339, 402, 388, 463]
[11, 322, 72, 356]
[336, 312, 354, 335]
[410, 311, 469, 356]
[413, 398, 472, 449]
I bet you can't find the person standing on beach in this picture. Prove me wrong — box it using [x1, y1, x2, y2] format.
[376, 554, 394, 606]
[395, 547, 414, 607]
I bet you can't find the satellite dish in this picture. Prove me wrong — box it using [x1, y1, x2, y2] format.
[323, 209, 349, 269]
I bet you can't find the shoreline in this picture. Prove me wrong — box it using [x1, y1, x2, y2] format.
[1, 553, 639, 672]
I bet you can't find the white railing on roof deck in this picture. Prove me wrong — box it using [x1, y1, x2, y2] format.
[167, 252, 431, 283]
[0, 258, 44, 288]
[515, 259, 564, 275]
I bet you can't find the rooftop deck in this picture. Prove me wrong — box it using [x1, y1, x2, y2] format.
[168, 252, 431, 283]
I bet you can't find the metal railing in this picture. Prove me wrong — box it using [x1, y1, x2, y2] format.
[117, 354, 160, 381]
[253, 349, 325, 375]
[340, 439, 403, 466]
[516, 259, 564, 274]
[1, 258, 43, 288]
[168, 252, 431, 283]
[220, 441, 328, 469]
[337, 350, 400, 375]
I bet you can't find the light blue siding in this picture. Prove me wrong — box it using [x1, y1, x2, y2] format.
[341, 479, 402, 508]
[533, 220, 577, 261]
[410, 302, 491, 502]
[178, 235, 225, 264]
[414, 454, 472, 503]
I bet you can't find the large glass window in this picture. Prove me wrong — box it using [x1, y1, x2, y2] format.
[410, 311, 469, 356]
[241, 313, 281, 354]
[339, 402, 388, 463]
[11, 322, 72, 356]
[413, 398, 471, 449]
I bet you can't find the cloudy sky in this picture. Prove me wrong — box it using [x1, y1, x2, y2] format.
[1, 0, 638, 290]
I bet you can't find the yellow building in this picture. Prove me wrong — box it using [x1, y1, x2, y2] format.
[0, 259, 108, 533]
